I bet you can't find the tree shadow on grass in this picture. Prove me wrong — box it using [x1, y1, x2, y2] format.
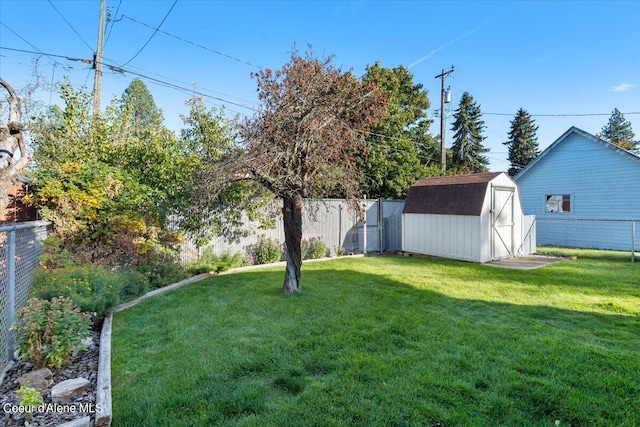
[112, 264, 640, 427]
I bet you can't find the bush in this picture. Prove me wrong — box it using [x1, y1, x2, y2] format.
[134, 249, 188, 289]
[16, 386, 43, 420]
[249, 235, 283, 265]
[11, 297, 90, 369]
[30, 266, 121, 318]
[187, 250, 249, 275]
[39, 235, 75, 270]
[303, 237, 327, 259]
[118, 270, 151, 302]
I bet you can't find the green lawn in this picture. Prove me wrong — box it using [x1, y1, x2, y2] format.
[111, 252, 640, 426]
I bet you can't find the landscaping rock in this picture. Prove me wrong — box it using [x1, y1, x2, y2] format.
[56, 416, 91, 427]
[51, 378, 91, 403]
[18, 368, 53, 393]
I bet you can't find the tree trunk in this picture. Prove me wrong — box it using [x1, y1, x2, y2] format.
[0, 79, 29, 216]
[282, 193, 303, 293]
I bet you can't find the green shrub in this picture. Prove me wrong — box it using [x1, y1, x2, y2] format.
[303, 237, 327, 259]
[39, 235, 75, 270]
[134, 249, 188, 289]
[12, 297, 90, 369]
[249, 235, 283, 265]
[16, 386, 43, 419]
[118, 270, 151, 302]
[30, 266, 121, 318]
[187, 250, 249, 275]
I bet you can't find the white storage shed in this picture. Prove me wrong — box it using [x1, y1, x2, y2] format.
[402, 172, 535, 263]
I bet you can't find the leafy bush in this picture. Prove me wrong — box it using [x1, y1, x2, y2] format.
[30, 266, 121, 318]
[12, 297, 90, 369]
[302, 237, 327, 259]
[39, 236, 75, 270]
[187, 250, 249, 275]
[16, 386, 43, 419]
[118, 270, 151, 302]
[249, 235, 283, 265]
[134, 249, 188, 289]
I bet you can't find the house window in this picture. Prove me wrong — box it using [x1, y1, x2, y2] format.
[545, 194, 571, 213]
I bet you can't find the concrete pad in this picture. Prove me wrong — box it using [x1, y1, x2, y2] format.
[486, 255, 567, 270]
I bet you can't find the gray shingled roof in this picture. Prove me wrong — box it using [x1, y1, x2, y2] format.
[403, 172, 501, 216]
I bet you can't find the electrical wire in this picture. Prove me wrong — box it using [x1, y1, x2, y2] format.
[485, 112, 640, 117]
[104, 0, 123, 46]
[121, 14, 262, 69]
[0, 23, 63, 66]
[47, 0, 93, 52]
[119, 0, 178, 67]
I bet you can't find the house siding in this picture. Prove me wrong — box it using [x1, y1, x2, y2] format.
[516, 129, 640, 249]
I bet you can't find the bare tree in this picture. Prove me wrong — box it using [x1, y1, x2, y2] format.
[238, 48, 388, 293]
[0, 79, 30, 214]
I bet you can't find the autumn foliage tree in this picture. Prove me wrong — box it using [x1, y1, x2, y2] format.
[237, 48, 388, 293]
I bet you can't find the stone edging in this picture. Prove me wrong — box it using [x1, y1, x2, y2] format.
[95, 254, 363, 426]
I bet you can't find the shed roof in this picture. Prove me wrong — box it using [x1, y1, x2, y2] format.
[403, 172, 502, 216]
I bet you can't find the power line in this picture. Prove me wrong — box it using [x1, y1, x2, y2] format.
[0, 45, 254, 112]
[0, 22, 63, 66]
[121, 14, 262, 69]
[485, 112, 640, 117]
[104, 0, 123, 46]
[120, 0, 178, 67]
[0, 46, 91, 65]
[47, 0, 93, 51]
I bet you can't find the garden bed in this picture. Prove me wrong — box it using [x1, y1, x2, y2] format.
[0, 329, 100, 427]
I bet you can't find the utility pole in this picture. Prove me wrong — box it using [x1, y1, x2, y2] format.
[92, 0, 107, 115]
[435, 65, 454, 172]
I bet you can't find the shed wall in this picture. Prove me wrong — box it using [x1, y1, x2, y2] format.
[402, 173, 534, 262]
[403, 213, 482, 262]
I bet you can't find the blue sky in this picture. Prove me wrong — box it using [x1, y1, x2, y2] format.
[1, 0, 638, 171]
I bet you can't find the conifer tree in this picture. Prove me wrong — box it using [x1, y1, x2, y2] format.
[504, 108, 539, 176]
[450, 91, 489, 173]
[601, 108, 637, 152]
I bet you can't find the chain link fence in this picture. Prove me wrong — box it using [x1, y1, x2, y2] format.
[536, 217, 638, 260]
[0, 221, 50, 371]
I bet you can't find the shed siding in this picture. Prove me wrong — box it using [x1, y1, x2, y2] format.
[403, 213, 482, 262]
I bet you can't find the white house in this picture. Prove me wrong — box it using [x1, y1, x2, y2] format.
[514, 127, 640, 250]
[402, 172, 535, 263]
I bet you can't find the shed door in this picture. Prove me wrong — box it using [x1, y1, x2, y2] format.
[492, 187, 514, 260]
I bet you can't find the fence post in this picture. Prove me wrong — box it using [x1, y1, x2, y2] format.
[362, 196, 367, 255]
[6, 227, 16, 362]
[378, 198, 384, 253]
[632, 221, 636, 263]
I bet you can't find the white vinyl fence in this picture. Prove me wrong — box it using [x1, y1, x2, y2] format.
[178, 199, 405, 264]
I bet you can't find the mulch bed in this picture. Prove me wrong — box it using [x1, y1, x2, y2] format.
[0, 329, 100, 427]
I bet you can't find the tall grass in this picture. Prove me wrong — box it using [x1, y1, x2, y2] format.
[112, 253, 639, 426]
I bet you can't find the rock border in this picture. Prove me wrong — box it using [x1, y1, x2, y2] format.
[97, 255, 363, 426]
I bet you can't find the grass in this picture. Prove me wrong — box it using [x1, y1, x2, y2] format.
[111, 251, 640, 426]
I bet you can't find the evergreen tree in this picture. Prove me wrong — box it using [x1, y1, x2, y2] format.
[450, 91, 489, 173]
[601, 108, 637, 152]
[504, 108, 539, 176]
[119, 78, 163, 139]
